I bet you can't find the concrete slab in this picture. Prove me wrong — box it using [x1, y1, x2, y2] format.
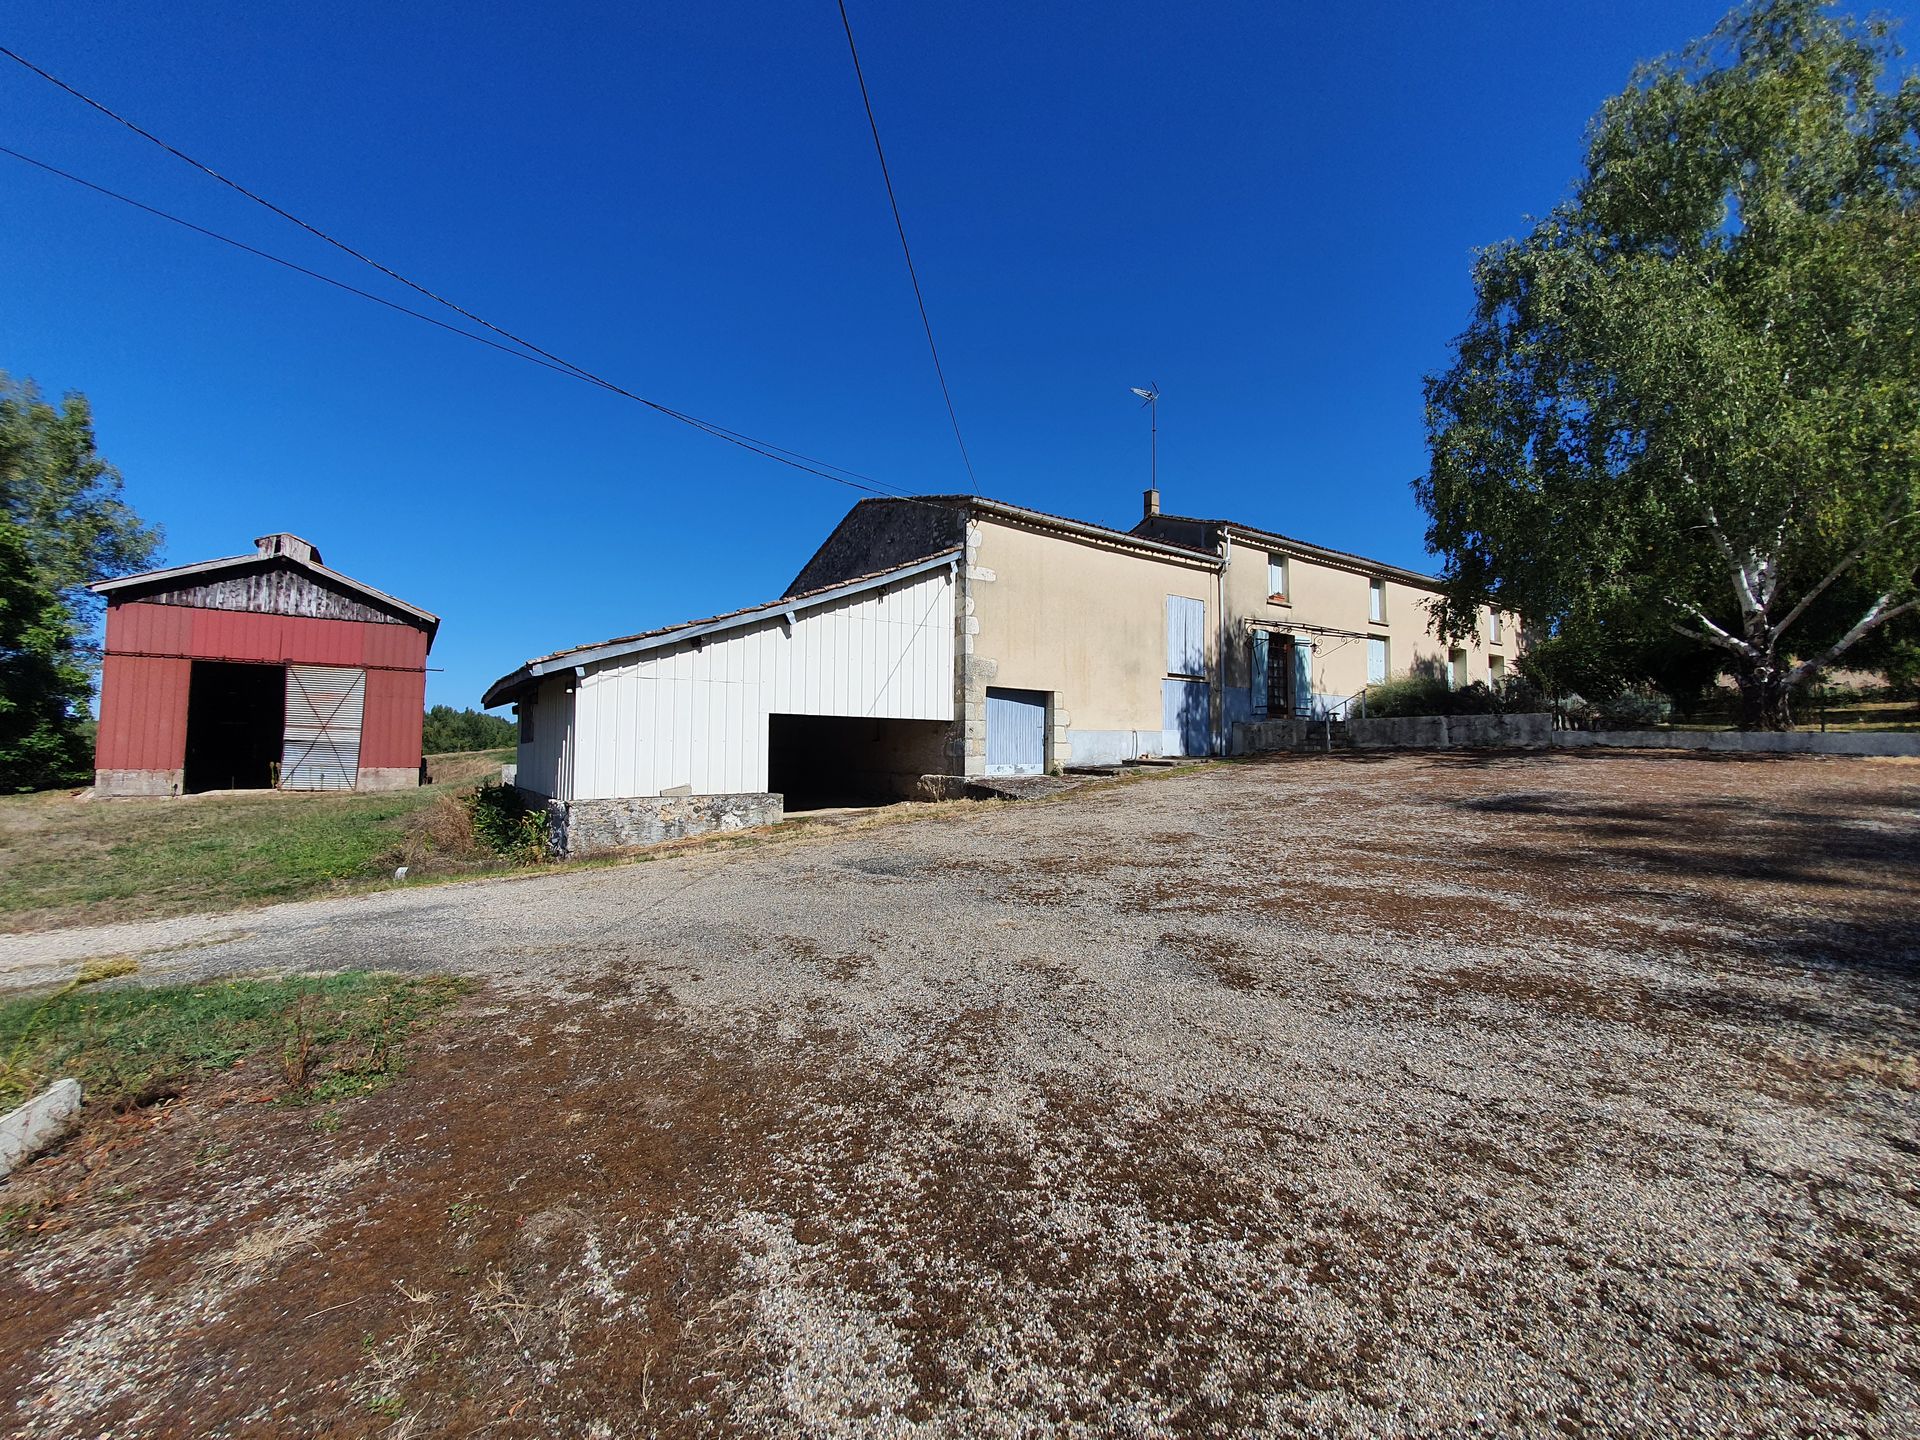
[1, 1077, 82, 1177]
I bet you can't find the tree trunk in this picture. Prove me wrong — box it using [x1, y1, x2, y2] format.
[1733, 662, 1794, 730]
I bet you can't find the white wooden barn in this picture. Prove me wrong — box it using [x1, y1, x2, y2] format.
[483, 550, 958, 842]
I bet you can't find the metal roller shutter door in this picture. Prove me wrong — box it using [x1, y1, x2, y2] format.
[282, 664, 366, 790]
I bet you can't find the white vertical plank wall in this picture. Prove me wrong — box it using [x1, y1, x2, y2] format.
[515, 676, 576, 800]
[556, 566, 953, 800]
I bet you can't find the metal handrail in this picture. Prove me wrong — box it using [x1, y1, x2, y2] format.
[1319, 688, 1371, 751]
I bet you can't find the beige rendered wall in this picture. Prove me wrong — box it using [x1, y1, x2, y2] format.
[965, 517, 1217, 768]
[1222, 540, 1521, 702]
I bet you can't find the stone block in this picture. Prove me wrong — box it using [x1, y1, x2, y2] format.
[94, 768, 181, 798]
[354, 767, 421, 791]
[542, 792, 783, 857]
[2, 1078, 82, 1177]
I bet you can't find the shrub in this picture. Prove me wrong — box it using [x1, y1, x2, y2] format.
[463, 782, 550, 863]
[1360, 673, 1546, 719]
[1361, 674, 1452, 718]
[1597, 690, 1670, 728]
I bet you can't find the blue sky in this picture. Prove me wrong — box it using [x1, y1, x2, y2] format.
[6, 1, 1914, 709]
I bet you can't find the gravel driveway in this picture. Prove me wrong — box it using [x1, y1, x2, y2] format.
[3, 750, 1917, 1438]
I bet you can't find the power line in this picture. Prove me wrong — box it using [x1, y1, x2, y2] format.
[0, 47, 915, 499]
[833, 1, 979, 490]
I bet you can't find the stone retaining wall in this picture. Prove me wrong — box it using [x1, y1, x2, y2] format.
[536, 791, 783, 856]
[1348, 713, 1555, 750]
[1555, 728, 1920, 757]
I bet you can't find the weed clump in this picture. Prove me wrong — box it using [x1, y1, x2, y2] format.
[464, 782, 551, 864]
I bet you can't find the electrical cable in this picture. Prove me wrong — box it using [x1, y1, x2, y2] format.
[832, 2, 979, 490]
[0, 46, 919, 498]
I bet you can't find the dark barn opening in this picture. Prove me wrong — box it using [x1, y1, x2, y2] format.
[183, 661, 285, 793]
[767, 714, 952, 811]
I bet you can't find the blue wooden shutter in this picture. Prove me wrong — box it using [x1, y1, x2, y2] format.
[1366, 637, 1388, 685]
[1166, 596, 1204, 677]
[1251, 632, 1269, 714]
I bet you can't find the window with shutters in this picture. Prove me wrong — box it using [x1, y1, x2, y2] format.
[1267, 555, 1288, 603]
[1367, 636, 1389, 685]
[1369, 578, 1387, 624]
[1490, 609, 1504, 645]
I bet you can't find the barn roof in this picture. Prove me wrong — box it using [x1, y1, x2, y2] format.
[89, 534, 439, 634]
[482, 547, 961, 708]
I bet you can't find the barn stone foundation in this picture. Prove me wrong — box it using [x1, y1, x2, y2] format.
[94, 768, 182, 798]
[536, 792, 783, 856]
[354, 767, 422, 792]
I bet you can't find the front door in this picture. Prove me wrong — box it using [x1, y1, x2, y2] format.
[985, 687, 1047, 775]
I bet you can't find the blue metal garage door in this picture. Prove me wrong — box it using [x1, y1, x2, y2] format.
[985, 687, 1047, 775]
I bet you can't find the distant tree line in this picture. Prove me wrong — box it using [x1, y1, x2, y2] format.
[1, 375, 160, 792]
[422, 705, 515, 754]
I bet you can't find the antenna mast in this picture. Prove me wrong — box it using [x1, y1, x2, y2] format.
[1130, 384, 1160, 490]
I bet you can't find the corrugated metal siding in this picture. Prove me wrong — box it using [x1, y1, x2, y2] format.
[95, 605, 194, 772]
[282, 665, 366, 790]
[514, 675, 575, 800]
[570, 566, 953, 800]
[96, 600, 429, 777]
[95, 653, 192, 771]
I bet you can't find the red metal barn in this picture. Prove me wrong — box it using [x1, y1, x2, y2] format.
[88, 534, 438, 797]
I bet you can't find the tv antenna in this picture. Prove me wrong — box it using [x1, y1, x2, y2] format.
[1130, 385, 1160, 489]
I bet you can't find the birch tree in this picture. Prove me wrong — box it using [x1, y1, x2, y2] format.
[1419, 0, 1920, 728]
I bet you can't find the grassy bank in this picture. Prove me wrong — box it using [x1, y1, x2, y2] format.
[0, 750, 513, 934]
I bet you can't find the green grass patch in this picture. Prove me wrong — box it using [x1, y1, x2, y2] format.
[0, 750, 516, 934]
[0, 971, 467, 1114]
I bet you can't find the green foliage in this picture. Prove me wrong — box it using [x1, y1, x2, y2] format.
[463, 781, 550, 862]
[0, 375, 160, 621]
[1362, 675, 1455, 718]
[1419, 0, 1920, 729]
[422, 704, 516, 754]
[0, 521, 93, 791]
[1362, 672, 1546, 718]
[0, 970, 466, 1114]
[0, 374, 161, 785]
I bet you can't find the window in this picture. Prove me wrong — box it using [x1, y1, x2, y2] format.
[1490, 609, 1504, 645]
[518, 700, 534, 743]
[1369, 578, 1386, 624]
[1367, 636, 1389, 685]
[1489, 654, 1506, 687]
[1449, 648, 1470, 689]
[1267, 554, 1288, 602]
